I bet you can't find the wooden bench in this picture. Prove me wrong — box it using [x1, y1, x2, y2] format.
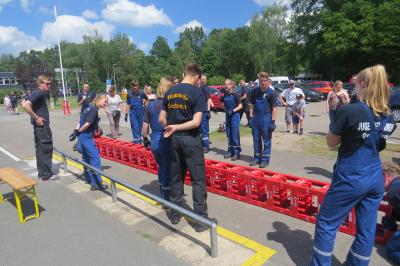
[0, 167, 40, 223]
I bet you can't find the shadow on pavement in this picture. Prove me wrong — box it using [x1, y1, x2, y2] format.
[304, 167, 333, 179]
[266, 221, 342, 266]
[209, 146, 254, 163]
[308, 131, 327, 136]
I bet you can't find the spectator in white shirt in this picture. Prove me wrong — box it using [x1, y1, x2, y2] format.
[106, 86, 123, 138]
[279, 80, 304, 133]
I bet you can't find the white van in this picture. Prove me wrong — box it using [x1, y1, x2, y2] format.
[270, 76, 289, 85]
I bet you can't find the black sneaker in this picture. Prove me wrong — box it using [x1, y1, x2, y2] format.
[249, 160, 259, 166]
[223, 152, 232, 158]
[195, 218, 218, 233]
[90, 183, 108, 191]
[286, 130, 290, 133]
[299, 129, 303, 135]
[231, 154, 240, 161]
[167, 212, 182, 225]
[293, 131, 298, 134]
[259, 161, 269, 168]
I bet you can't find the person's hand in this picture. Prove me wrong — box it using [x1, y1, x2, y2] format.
[163, 125, 177, 138]
[300, 116, 304, 121]
[35, 117, 46, 126]
[269, 120, 277, 132]
[143, 137, 151, 149]
[124, 113, 128, 122]
[284, 102, 288, 107]
[69, 129, 80, 141]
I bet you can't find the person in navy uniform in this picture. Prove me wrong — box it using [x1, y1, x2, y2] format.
[311, 65, 397, 266]
[249, 72, 278, 168]
[142, 77, 173, 200]
[69, 94, 108, 191]
[125, 80, 148, 144]
[159, 63, 217, 232]
[221, 79, 242, 161]
[382, 162, 400, 264]
[22, 75, 55, 181]
[199, 75, 215, 153]
[77, 82, 96, 114]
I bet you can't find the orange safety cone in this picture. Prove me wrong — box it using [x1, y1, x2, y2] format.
[63, 99, 71, 115]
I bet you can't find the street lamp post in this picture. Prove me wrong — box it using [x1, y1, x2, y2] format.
[112, 64, 118, 89]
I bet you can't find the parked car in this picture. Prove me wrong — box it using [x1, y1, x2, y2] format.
[343, 83, 356, 97]
[389, 86, 400, 123]
[306, 81, 332, 95]
[208, 86, 224, 110]
[275, 83, 324, 102]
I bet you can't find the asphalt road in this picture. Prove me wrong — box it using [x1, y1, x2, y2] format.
[0, 102, 397, 265]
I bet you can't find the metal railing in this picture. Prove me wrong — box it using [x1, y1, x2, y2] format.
[54, 147, 218, 257]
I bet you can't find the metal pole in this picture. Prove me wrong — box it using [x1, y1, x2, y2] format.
[62, 154, 68, 174]
[112, 64, 117, 89]
[54, 6, 67, 103]
[75, 69, 80, 94]
[210, 223, 218, 258]
[111, 181, 117, 202]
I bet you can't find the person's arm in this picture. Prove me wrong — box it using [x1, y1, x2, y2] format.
[208, 98, 214, 109]
[344, 91, 350, 104]
[234, 103, 243, 113]
[22, 100, 45, 126]
[163, 112, 202, 138]
[78, 94, 86, 106]
[271, 106, 277, 121]
[159, 109, 167, 127]
[142, 122, 150, 138]
[279, 91, 288, 106]
[78, 122, 91, 133]
[326, 92, 331, 112]
[326, 131, 341, 147]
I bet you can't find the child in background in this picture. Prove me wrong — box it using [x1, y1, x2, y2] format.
[292, 94, 306, 135]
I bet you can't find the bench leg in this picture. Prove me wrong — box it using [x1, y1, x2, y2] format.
[13, 189, 24, 223]
[13, 186, 40, 224]
[32, 186, 40, 219]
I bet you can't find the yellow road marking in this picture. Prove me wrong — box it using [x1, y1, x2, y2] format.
[52, 153, 276, 265]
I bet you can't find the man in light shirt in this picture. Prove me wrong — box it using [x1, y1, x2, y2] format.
[279, 80, 304, 133]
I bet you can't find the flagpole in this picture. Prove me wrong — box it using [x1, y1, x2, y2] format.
[54, 5, 70, 115]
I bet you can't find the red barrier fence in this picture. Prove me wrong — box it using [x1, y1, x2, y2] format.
[94, 136, 395, 244]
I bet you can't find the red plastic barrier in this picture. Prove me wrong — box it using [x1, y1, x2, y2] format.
[93, 137, 396, 242]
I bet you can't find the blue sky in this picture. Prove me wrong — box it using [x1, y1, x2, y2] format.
[0, 0, 282, 55]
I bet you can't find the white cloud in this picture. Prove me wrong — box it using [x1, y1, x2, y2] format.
[254, 0, 291, 6]
[138, 42, 150, 51]
[82, 9, 98, 20]
[41, 15, 115, 44]
[0, 0, 12, 11]
[0, 25, 44, 54]
[174, 20, 204, 34]
[20, 0, 33, 13]
[253, 0, 275, 6]
[102, 0, 172, 27]
[37, 6, 50, 14]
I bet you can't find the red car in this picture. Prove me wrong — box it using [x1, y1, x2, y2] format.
[306, 81, 333, 95]
[208, 85, 224, 110]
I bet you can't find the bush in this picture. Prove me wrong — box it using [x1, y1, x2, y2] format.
[209, 75, 225, 85]
[232, 73, 246, 83]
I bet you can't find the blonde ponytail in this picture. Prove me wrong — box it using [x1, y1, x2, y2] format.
[357, 65, 390, 116]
